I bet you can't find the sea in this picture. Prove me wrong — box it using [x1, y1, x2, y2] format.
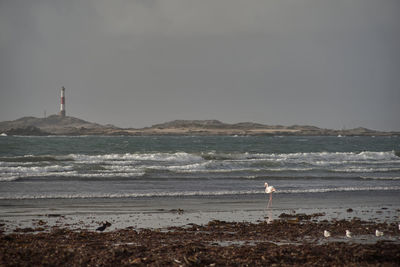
[1, 135, 400, 229]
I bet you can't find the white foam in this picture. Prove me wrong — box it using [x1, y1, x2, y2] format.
[69, 152, 203, 163]
[104, 165, 143, 172]
[0, 190, 259, 200]
[0, 165, 74, 174]
[0, 162, 37, 167]
[143, 162, 208, 171]
[0, 176, 20, 182]
[0, 170, 145, 181]
[280, 186, 400, 194]
[70, 172, 145, 178]
[0, 171, 79, 181]
[331, 167, 400, 173]
[360, 176, 400, 180]
[1, 186, 399, 200]
[262, 151, 399, 163]
[1, 151, 398, 182]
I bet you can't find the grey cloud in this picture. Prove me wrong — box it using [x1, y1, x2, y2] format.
[0, 0, 399, 130]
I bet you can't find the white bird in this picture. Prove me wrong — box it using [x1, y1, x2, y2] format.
[345, 230, 352, 238]
[324, 230, 331, 238]
[264, 182, 276, 209]
[398, 223, 400, 231]
[375, 230, 384, 237]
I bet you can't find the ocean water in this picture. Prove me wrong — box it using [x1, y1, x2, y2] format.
[0, 135, 399, 200]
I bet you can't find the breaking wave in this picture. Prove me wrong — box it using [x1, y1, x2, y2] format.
[1, 186, 399, 200]
[1, 151, 399, 182]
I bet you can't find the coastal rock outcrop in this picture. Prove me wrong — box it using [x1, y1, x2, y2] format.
[0, 117, 398, 136]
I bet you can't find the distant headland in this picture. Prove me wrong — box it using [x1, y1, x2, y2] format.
[0, 115, 398, 136]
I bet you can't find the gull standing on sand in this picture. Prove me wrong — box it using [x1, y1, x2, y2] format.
[264, 182, 276, 209]
[324, 230, 331, 238]
[375, 230, 384, 237]
[345, 230, 352, 238]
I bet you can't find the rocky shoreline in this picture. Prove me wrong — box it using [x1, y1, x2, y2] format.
[1, 116, 398, 136]
[1, 217, 399, 266]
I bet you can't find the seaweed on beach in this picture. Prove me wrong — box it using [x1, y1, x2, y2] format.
[2, 219, 400, 266]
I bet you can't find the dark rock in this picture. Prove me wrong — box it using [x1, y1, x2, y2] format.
[6, 126, 49, 136]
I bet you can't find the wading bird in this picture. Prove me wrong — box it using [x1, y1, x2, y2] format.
[264, 182, 276, 209]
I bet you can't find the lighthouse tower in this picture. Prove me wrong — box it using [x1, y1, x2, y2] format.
[59, 86, 66, 117]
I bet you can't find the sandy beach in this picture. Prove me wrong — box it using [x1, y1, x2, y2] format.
[1, 190, 399, 231]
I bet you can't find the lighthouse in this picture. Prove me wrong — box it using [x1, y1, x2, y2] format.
[59, 86, 66, 117]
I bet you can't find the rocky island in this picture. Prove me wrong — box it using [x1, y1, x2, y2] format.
[0, 115, 398, 136]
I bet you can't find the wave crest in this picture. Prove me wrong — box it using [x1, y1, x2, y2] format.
[1, 186, 399, 200]
[1, 151, 398, 182]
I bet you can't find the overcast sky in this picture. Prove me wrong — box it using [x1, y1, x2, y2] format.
[1, 0, 399, 130]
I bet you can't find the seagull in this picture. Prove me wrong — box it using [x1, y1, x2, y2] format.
[324, 230, 331, 238]
[96, 221, 111, 232]
[264, 182, 276, 209]
[345, 230, 352, 238]
[375, 230, 384, 237]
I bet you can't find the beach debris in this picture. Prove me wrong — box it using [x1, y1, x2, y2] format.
[13, 227, 35, 233]
[1, 219, 400, 266]
[287, 218, 299, 224]
[46, 214, 63, 217]
[345, 230, 352, 238]
[264, 182, 276, 209]
[279, 212, 325, 221]
[375, 230, 384, 237]
[184, 255, 200, 265]
[170, 208, 184, 215]
[346, 208, 353, 213]
[96, 221, 111, 232]
[33, 220, 47, 226]
[129, 258, 142, 264]
[324, 230, 331, 238]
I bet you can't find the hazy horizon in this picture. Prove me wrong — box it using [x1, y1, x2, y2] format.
[1, 0, 399, 131]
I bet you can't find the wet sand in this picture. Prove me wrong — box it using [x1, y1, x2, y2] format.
[1, 191, 399, 232]
[1, 215, 400, 266]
